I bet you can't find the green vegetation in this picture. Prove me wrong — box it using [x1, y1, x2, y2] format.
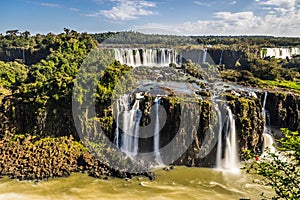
[0, 61, 27, 88]
[244, 128, 300, 200]
[13, 31, 96, 106]
[259, 80, 300, 91]
[0, 30, 299, 184]
[192, 35, 300, 47]
[91, 31, 300, 47]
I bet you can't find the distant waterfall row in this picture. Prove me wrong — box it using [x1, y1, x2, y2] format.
[261, 47, 300, 59]
[114, 48, 178, 67]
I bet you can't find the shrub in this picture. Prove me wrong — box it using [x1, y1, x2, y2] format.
[244, 128, 300, 200]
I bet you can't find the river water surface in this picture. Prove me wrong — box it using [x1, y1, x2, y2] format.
[0, 167, 273, 200]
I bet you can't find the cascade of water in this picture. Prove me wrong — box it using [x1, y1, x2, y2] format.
[261, 91, 276, 154]
[114, 48, 177, 67]
[215, 103, 239, 172]
[223, 107, 239, 171]
[134, 50, 141, 65]
[262, 47, 300, 59]
[262, 133, 276, 154]
[215, 104, 223, 169]
[219, 50, 224, 65]
[203, 48, 207, 64]
[113, 99, 120, 148]
[161, 49, 166, 64]
[154, 96, 163, 165]
[115, 94, 142, 157]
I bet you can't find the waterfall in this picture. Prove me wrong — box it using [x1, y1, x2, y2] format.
[262, 91, 268, 129]
[215, 104, 239, 172]
[262, 133, 276, 154]
[219, 50, 224, 65]
[115, 94, 142, 157]
[261, 47, 300, 59]
[22, 48, 26, 64]
[113, 98, 120, 148]
[261, 91, 276, 154]
[154, 96, 163, 165]
[203, 48, 207, 64]
[223, 107, 239, 171]
[114, 48, 177, 67]
[215, 104, 223, 169]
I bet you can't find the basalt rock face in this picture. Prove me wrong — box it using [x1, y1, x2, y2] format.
[1, 88, 298, 172]
[229, 96, 264, 153]
[173, 96, 264, 167]
[0, 96, 77, 139]
[265, 91, 300, 133]
[207, 49, 249, 70]
[0, 47, 50, 65]
[1, 92, 265, 170]
[172, 100, 213, 167]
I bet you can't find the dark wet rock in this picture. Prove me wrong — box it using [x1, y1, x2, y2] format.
[145, 172, 155, 181]
[163, 167, 170, 171]
[264, 91, 300, 132]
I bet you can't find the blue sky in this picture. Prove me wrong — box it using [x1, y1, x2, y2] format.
[0, 0, 299, 36]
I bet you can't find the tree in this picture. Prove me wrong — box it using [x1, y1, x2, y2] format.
[6, 30, 19, 37]
[63, 27, 70, 35]
[21, 31, 31, 38]
[244, 128, 300, 200]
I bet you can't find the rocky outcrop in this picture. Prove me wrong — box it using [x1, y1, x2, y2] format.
[0, 134, 154, 181]
[207, 49, 248, 69]
[265, 91, 300, 133]
[229, 96, 264, 153]
[0, 96, 77, 139]
[173, 94, 264, 167]
[180, 48, 254, 70]
[0, 47, 50, 65]
[1, 86, 299, 178]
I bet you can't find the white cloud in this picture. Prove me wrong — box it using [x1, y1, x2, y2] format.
[229, 1, 237, 5]
[69, 7, 79, 12]
[259, 0, 294, 7]
[193, 1, 212, 6]
[99, 0, 157, 21]
[40, 2, 62, 8]
[179, 11, 262, 35]
[134, 5, 300, 37]
[134, 0, 300, 37]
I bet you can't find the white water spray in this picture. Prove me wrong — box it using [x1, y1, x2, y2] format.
[219, 50, 224, 65]
[261, 91, 276, 154]
[223, 107, 239, 171]
[154, 96, 163, 165]
[203, 48, 207, 64]
[215, 104, 239, 172]
[115, 94, 142, 157]
[215, 104, 223, 169]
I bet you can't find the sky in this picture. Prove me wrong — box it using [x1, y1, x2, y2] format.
[0, 0, 299, 36]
